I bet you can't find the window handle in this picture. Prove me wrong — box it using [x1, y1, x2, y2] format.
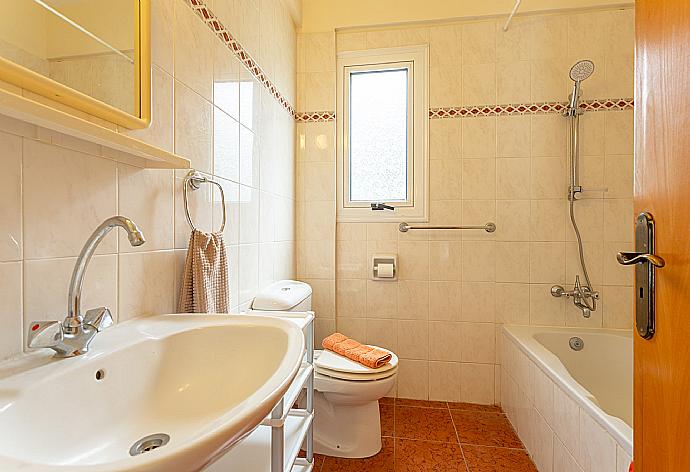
[371, 203, 395, 211]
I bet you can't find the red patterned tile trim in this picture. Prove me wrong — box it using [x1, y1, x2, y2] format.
[183, 0, 633, 124]
[185, 0, 296, 116]
[296, 98, 634, 123]
[429, 98, 634, 119]
[295, 111, 337, 123]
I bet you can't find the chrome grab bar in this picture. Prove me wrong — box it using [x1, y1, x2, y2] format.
[399, 222, 496, 233]
[617, 251, 666, 268]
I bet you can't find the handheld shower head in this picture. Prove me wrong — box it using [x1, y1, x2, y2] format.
[569, 60, 595, 82]
[567, 60, 595, 115]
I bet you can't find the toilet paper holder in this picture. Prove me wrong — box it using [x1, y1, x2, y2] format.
[372, 255, 397, 281]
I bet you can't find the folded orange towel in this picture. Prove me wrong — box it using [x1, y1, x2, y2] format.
[322, 332, 392, 369]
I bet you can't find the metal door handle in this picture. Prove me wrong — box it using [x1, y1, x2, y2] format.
[617, 251, 666, 268]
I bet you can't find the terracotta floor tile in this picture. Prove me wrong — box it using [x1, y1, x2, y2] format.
[395, 406, 458, 443]
[450, 411, 523, 448]
[381, 403, 395, 437]
[396, 398, 449, 409]
[322, 437, 395, 472]
[381, 397, 396, 405]
[462, 445, 537, 471]
[394, 438, 466, 471]
[446, 402, 502, 413]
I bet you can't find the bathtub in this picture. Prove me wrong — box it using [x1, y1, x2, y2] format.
[501, 326, 633, 472]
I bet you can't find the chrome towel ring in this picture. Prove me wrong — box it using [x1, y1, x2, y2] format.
[183, 170, 226, 233]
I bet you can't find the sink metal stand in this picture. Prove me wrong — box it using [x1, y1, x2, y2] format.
[263, 313, 315, 472]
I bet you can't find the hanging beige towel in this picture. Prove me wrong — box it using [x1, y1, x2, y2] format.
[178, 230, 229, 313]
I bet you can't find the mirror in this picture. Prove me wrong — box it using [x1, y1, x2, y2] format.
[0, 0, 150, 128]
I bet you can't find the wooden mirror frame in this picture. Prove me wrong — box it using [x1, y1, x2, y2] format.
[0, 0, 151, 129]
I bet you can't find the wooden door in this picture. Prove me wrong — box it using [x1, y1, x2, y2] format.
[635, 0, 690, 470]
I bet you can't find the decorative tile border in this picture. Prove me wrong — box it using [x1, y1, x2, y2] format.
[294, 111, 337, 123]
[185, 0, 296, 116]
[295, 98, 634, 123]
[184, 1, 633, 124]
[429, 98, 634, 119]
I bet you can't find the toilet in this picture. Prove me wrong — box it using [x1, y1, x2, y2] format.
[250, 280, 399, 459]
[310, 348, 398, 458]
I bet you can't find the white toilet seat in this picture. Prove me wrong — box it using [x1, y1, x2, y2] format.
[314, 348, 398, 381]
[316, 365, 398, 381]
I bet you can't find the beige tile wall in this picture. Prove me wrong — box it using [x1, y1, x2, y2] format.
[0, 0, 298, 361]
[295, 32, 338, 344]
[297, 7, 634, 403]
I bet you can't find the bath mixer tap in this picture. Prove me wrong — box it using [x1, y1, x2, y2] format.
[551, 276, 599, 318]
[27, 216, 146, 357]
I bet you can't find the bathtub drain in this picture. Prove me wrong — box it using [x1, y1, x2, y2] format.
[569, 337, 584, 351]
[129, 433, 170, 456]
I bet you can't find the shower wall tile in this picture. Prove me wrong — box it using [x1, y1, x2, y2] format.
[293, 6, 637, 402]
[174, 82, 213, 173]
[497, 115, 531, 158]
[24, 255, 118, 323]
[462, 63, 497, 106]
[462, 21, 496, 65]
[174, 0, 214, 100]
[429, 282, 462, 322]
[429, 25, 462, 69]
[23, 140, 118, 259]
[397, 280, 430, 320]
[429, 360, 463, 402]
[0, 262, 22, 360]
[0, 131, 22, 262]
[497, 61, 532, 104]
[0, 0, 298, 361]
[117, 166, 175, 252]
[430, 118, 463, 158]
[151, 0, 175, 73]
[397, 359, 429, 400]
[461, 282, 496, 323]
[119, 251, 176, 321]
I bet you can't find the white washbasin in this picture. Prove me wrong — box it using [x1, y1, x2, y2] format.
[0, 314, 304, 471]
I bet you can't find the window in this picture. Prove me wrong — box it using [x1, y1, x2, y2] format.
[337, 46, 428, 222]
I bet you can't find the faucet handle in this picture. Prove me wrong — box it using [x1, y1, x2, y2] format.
[27, 321, 64, 349]
[83, 307, 114, 332]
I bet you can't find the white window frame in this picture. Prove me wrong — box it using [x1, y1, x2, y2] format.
[336, 45, 429, 223]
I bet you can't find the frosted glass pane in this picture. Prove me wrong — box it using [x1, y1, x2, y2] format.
[349, 68, 408, 202]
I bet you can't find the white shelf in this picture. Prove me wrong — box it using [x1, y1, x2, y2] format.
[292, 458, 314, 472]
[0, 88, 190, 169]
[262, 363, 313, 426]
[210, 411, 314, 472]
[284, 411, 313, 471]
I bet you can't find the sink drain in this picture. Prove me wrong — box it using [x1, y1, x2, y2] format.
[129, 433, 170, 456]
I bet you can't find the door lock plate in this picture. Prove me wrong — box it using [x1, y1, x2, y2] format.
[633, 212, 658, 339]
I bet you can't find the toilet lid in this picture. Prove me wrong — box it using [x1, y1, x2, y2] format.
[315, 348, 398, 377]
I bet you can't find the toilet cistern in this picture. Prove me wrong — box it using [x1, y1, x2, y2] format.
[27, 216, 146, 357]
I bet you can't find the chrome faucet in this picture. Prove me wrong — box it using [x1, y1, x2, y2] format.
[551, 276, 599, 318]
[27, 216, 146, 357]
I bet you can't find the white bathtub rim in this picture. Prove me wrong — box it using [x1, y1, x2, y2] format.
[502, 324, 633, 457]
